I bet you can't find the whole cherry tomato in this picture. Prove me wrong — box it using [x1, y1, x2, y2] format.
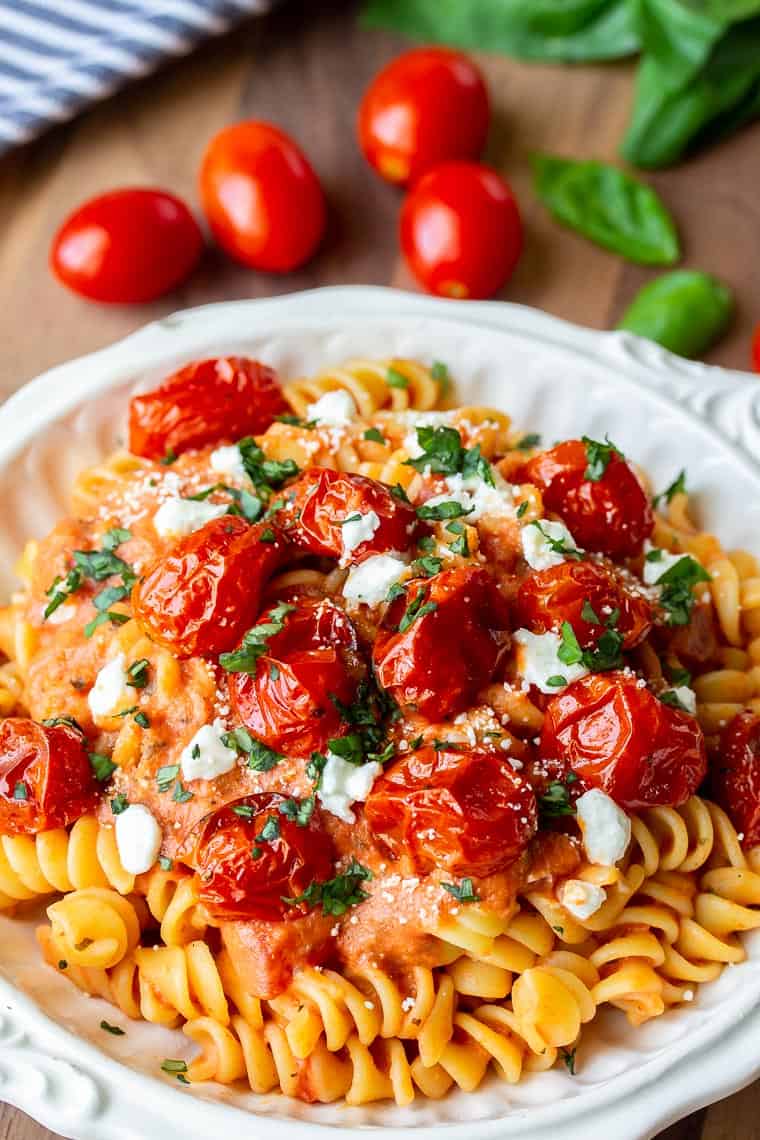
[365, 747, 537, 877]
[129, 356, 288, 461]
[199, 122, 326, 272]
[400, 161, 523, 300]
[753, 323, 760, 373]
[518, 439, 653, 559]
[228, 598, 363, 757]
[358, 48, 489, 186]
[516, 560, 653, 650]
[281, 468, 418, 562]
[0, 718, 97, 836]
[50, 188, 203, 303]
[540, 671, 707, 809]
[132, 517, 286, 657]
[712, 712, 760, 846]
[191, 794, 335, 922]
[373, 565, 510, 720]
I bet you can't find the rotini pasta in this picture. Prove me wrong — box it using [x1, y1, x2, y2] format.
[2, 352, 760, 1111]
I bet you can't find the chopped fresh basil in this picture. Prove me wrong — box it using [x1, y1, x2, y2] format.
[516, 500, 529, 519]
[657, 556, 711, 626]
[219, 602, 295, 674]
[232, 804, 254, 820]
[416, 500, 473, 522]
[222, 728, 283, 772]
[237, 437, 299, 495]
[126, 658, 150, 689]
[158, 856, 172, 871]
[530, 521, 583, 560]
[172, 780, 194, 804]
[442, 877, 479, 902]
[659, 689, 692, 713]
[538, 779, 577, 820]
[89, 752, 117, 783]
[516, 433, 541, 451]
[283, 859, 372, 916]
[134, 711, 150, 729]
[546, 674, 568, 688]
[431, 360, 451, 393]
[278, 795, 316, 827]
[12, 781, 27, 801]
[100, 1020, 125, 1036]
[405, 424, 494, 486]
[562, 1048, 577, 1075]
[582, 435, 623, 482]
[159, 449, 178, 466]
[414, 555, 443, 578]
[363, 427, 385, 444]
[157, 764, 180, 793]
[161, 1059, 188, 1075]
[110, 794, 128, 815]
[654, 469, 687, 508]
[256, 815, 281, 843]
[386, 366, 409, 389]
[390, 483, 410, 503]
[398, 589, 437, 634]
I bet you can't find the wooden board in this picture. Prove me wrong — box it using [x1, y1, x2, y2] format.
[0, 0, 758, 1136]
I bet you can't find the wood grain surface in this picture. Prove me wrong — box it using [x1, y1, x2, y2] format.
[0, 1, 759, 1136]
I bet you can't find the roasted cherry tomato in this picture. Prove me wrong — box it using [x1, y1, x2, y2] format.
[516, 560, 653, 650]
[358, 47, 489, 186]
[229, 598, 363, 757]
[365, 747, 537, 877]
[752, 323, 760, 373]
[400, 161, 523, 300]
[518, 439, 653, 559]
[191, 793, 335, 922]
[281, 468, 418, 562]
[200, 121, 326, 272]
[540, 671, 707, 809]
[373, 565, 509, 720]
[132, 517, 286, 657]
[128, 356, 288, 461]
[713, 712, 760, 847]
[0, 718, 97, 836]
[50, 188, 203, 303]
[657, 598, 718, 669]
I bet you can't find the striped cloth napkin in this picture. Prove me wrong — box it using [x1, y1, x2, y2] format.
[0, 0, 273, 155]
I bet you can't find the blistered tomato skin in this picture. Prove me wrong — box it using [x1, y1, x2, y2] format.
[229, 598, 363, 757]
[713, 712, 760, 846]
[540, 671, 707, 809]
[516, 560, 653, 650]
[200, 122, 326, 272]
[281, 468, 418, 561]
[373, 566, 510, 720]
[358, 48, 490, 186]
[192, 794, 335, 922]
[0, 718, 98, 836]
[519, 440, 653, 559]
[365, 747, 537, 877]
[50, 188, 203, 304]
[128, 356, 288, 460]
[132, 517, 286, 658]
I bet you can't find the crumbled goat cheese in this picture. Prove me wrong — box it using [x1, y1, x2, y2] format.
[341, 510, 380, 565]
[670, 685, 698, 715]
[513, 629, 588, 695]
[558, 879, 607, 921]
[423, 470, 514, 522]
[521, 518, 580, 571]
[209, 445, 247, 482]
[180, 720, 238, 782]
[642, 542, 700, 586]
[307, 390, 357, 426]
[153, 497, 227, 538]
[115, 805, 162, 874]
[343, 553, 407, 607]
[88, 653, 132, 718]
[318, 753, 382, 823]
[576, 788, 631, 865]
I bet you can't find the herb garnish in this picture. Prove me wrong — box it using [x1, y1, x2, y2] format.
[516, 433, 541, 451]
[562, 1048, 577, 1075]
[45, 528, 136, 629]
[654, 469, 687, 508]
[110, 794, 129, 815]
[237, 437, 299, 496]
[416, 500, 473, 522]
[363, 427, 385, 444]
[100, 1020, 125, 1036]
[126, 658, 150, 689]
[530, 521, 583, 560]
[659, 689, 692, 713]
[221, 727, 283, 772]
[582, 435, 623, 482]
[656, 556, 711, 626]
[442, 878, 480, 902]
[219, 602, 295, 674]
[156, 764, 180, 793]
[538, 776, 578, 821]
[398, 588, 437, 634]
[283, 859, 372, 916]
[405, 425, 494, 486]
[89, 752, 117, 783]
[558, 612, 624, 672]
[386, 367, 409, 389]
[278, 796, 316, 827]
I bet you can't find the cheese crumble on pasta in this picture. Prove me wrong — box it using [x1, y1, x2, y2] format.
[0, 352, 759, 1106]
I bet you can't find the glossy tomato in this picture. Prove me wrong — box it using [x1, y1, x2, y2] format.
[0, 718, 97, 836]
[519, 439, 653, 559]
[191, 794, 334, 922]
[540, 671, 707, 809]
[713, 712, 760, 846]
[400, 161, 523, 300]
[128, 356, 288, 461]
[365, 747, 537, 877]
[132, 517, 286, 657]
[358, 48, 489, 186]
[373, 565, 509, 720]
[200, 122, 326, 272]
[228, 598, 363, 756]
[50, 188, 203, 303]
[281, 468, 418, 562]
[516, 560, 653, 650]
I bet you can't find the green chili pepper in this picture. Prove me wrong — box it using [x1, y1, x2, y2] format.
[616, 270, 733, 358]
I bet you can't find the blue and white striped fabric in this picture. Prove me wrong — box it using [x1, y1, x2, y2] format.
[0, 0, 273, 155]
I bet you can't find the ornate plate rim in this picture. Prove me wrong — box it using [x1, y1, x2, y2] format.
[0, 286, 758, 1140]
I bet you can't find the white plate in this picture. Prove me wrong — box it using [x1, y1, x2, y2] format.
[0, 287, 759, 1140]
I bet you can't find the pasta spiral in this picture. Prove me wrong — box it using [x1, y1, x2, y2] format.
[283, 358, 446, 418]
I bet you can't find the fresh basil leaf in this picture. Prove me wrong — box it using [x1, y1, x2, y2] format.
[617, 271, 733, 358]
[361, 0, 640, 62]
[532, 154, 680, 265]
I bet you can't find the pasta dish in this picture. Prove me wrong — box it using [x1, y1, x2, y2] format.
[0, 354, 758, 1106]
